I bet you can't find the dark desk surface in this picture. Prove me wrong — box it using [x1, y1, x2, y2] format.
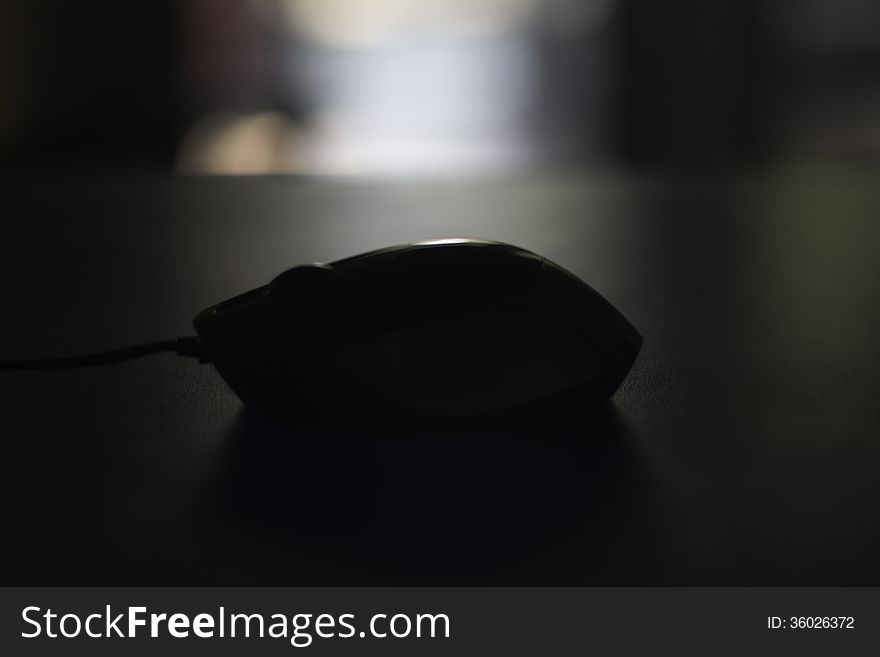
[3, 170, 880, 584]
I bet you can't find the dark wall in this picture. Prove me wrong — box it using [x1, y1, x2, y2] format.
[614, 0, 764, 167]
[1, 1, 179, 170]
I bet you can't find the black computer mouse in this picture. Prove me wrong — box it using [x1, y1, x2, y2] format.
[194, 239, 641, 420]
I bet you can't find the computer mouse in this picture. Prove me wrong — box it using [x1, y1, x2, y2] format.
[194, 239, 642, 420]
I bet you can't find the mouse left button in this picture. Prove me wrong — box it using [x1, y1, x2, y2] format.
[269, 263, 337, 295]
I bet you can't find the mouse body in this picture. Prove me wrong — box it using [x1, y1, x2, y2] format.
[194, 239, 641, 420]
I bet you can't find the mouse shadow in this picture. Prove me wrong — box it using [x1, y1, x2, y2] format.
[203, 398, 669, 584]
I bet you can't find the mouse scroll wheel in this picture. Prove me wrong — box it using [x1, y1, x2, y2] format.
[269, 263, 337, 295]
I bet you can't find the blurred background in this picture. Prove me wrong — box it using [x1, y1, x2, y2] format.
[2, 0, 880, 176]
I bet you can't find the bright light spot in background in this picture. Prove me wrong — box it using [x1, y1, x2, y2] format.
[298, 39, 534, 175]
[279, 0, 541, 49]
[283, 0, 544, 175]
[177, 111, 305, 174]
[178, 0, 615, 176]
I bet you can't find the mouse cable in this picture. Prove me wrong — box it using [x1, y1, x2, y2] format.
[0, 336, 207, 372]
